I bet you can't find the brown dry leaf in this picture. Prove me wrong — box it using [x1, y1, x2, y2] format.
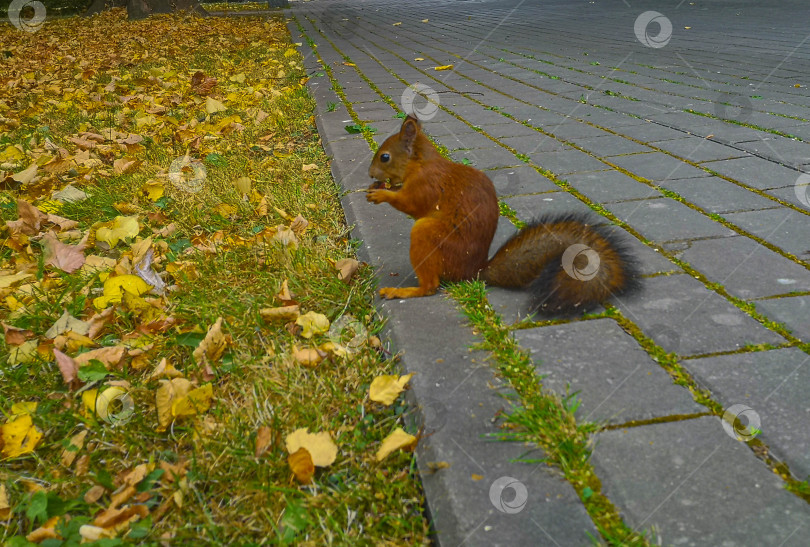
[259, 304, 299, 322]
[46, 213, 79, 231]
[113, 157, 141, 175]
[74, 346, 126, 369]
[110, 485, 136, 509]
[292, 346, 326, 368]
[255, 425, 273, 458]
[273, 225, 298, 249]
[149, 357, 183, 381]
[369, 373, 414, 406]
[87, 307, 115, 340]
[255, 194, 269, 216]
[60, 430, 88, 467]
[335, 258, 359, 283]
[26, 518, 60, 543]
[285, 428, 338, 467]
[53, 348, 80, 387]
[45, 309, 90, 339]
[289, 214, 308, 235]
[192, 317, 227, 372]
[84, 484, 106, 504]
[12, 163, 37, 184]
[191, 71, 218, 95]
[92, 504, 149, 529]
[375, 427, 417, 461]
[7, 200, 47, 236]
[301, 163, 318, 172]
[288, 447, 314, 484]
[42, 231, 86, 273]
[2, 322, 35, 345]
[277, 279, 293, 301]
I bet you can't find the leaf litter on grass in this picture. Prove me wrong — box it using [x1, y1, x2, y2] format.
[0, 9, 429, 545]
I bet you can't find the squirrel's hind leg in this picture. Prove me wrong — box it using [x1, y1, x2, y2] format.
[379, 218, 444, 299]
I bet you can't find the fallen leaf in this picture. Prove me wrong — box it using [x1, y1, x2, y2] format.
[285, 428, 337, 467]
[7, 200, 47, 235]
[84, 485, 106, 504]
[74, 346, 126, 368]
[54, 348, 80, 387]
[205, 96, 227, 114]
[2, 322, 35, 345]
[289, 214, 308, 235]
[301, 163, 318, 171]
[433, 65, 454, 71]
[148, 357, 183, 381]
[1, 413, 43, 458]
[369, 373, 414, 405]
[292, 345, 326, 368]
[255, 425, 274, 457]
[12, 163, 38, 184]
[0, 484, 10, 519]
[45, 309, 91, 338]
[42, 231, 86, 273]
[140, 180, 165, 201]
[0, 271, 33, 289]
[295, 311, 330, 339]
[277, 279, 293, 301]
[60, 430, 88, 467]
[259, 305, 300, 322]
[288, 447, 314, 484]
[52, 184, 89, 203]
[192, 317, 227, 369]
[93, 274, 152, 309]
[171, 383, 214, 418]
[376, 427, 417, 461]
[335, 258, 359, 282]
[95, 215, 140, 248]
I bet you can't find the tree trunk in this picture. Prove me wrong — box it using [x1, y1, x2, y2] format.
[126, 0, 208, 20]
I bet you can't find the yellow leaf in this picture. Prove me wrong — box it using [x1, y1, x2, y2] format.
[155, 378, 193, 429]
[60, 430, 87, 467]
[288, 447, 314, 484]
[10, 401, 37, 418]
[205, 97, 227, 114]
[0, 484, 10, 519]
[140, 180, 165, 201]
[434, 65, 454, 71]
[0, 271, 33, 289]
[285, 428, 337, 467]
[376, 427, 417, 462]
[393, 22, 402, 26]
[414, 57, 425, 61]
[93, 275, 152, 310]
[369, 373, 414, 405]
[422, 19, 429, 23]
[7, 339, 38, 366]
[82, 389, 99, 415]
[301, 163, 318, 172]
[292, 345, 326, 368]
[1, 414, 43, 458]
[295, 311, 330, 339]
[259, 305, 300, 322]
[172, 383, 214, 418]
[95, 215, 139, 248]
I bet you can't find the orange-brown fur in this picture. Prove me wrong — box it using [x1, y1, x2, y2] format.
[367, 116, 638, 315]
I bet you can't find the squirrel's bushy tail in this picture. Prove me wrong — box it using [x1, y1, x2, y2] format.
[481, 213, 639, 316]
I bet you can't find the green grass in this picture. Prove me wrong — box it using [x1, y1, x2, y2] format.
[0, 10, 429, 545]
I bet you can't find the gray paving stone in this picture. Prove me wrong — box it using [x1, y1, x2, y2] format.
[515, 319, 703, 425]
[610, 152, 710, 182]
[650, 137, 751, 163]
[679, 236, 810, 299]
[503, 193, 595, 222]
[702, 156, 803, 190]
[571, 135, 651, 158]
[498, 134, 569, 155]
[484, 166, 559, 197]
[565, 170, 660, 203]
[723, 208, 810, 260]
[685, 348, 810, 479]
[754, 296, 810, 343]
[438, 131, 497, 151]
[605, 198, 736, 243]
[764, 185, 810, 210]
[591, 417, 810, 546]
[659, 176, 782, 214]
[621, 275, 784, 357]
[529, 149, 608, 175]
[450, 147, 522, 170]
[384, 297, 598, 547]
[543, 122, 611, 140]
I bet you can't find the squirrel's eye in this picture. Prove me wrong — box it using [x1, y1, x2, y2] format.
[380, 153, 390, 163]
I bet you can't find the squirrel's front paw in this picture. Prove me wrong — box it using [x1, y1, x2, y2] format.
[366, 189, 389, 204]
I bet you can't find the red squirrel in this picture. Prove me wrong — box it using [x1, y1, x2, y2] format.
[366, 116, 638, 316]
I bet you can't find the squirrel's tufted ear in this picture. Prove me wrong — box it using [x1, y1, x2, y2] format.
[400, 116, 420, 149]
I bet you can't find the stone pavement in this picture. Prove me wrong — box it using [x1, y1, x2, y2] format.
[286, 0, 810, 544]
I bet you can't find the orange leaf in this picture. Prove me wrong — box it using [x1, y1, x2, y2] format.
[288, 447, 314, 484]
